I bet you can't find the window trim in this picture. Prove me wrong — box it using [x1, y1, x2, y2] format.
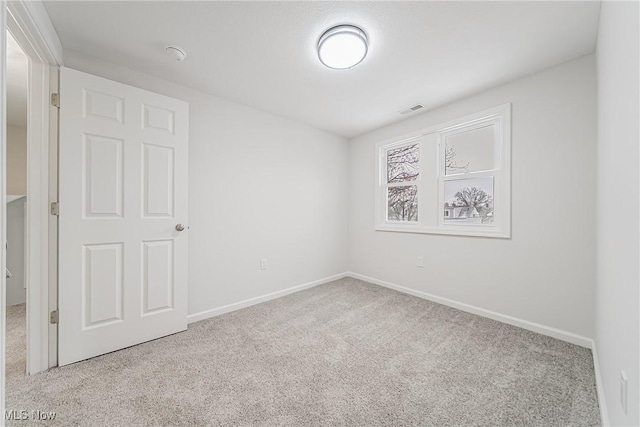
[374, 104, 511, 238]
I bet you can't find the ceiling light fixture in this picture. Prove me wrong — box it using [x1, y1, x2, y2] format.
[165, 46, 187, 62]
[317, 25, 368, 70]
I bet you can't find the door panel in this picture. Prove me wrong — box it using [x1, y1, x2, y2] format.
[84, 134, 124, 218]
[59, 67, 189, 366]
[142, 240, 174, 315]
[143, 143, 174, 217]
[83, 243, 123, 327]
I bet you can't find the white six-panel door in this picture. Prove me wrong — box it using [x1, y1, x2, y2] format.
[58, 67, 189, 365]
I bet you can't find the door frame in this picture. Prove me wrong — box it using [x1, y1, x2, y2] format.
[4, 0, 62, 382]
[1, 0, 8, 418]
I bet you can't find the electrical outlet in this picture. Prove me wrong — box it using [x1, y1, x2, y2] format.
[260, 258, 268, 270]
[417, 256, 424, 268]
[620, 371, 628, 414]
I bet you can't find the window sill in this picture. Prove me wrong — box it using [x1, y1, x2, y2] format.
[375, 224, 511, 239]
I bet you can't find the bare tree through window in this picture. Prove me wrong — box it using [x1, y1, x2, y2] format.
[388, 185, 418, 221]
[386, 144, 419, 221]
[443, 177, 494, 224]
[454, 187, 492, 208]
[445, 145, 469, 174]
[387, 144, 419, 183]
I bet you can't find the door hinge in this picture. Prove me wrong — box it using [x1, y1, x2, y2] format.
[50, 202, 60, 216]
[51, 93, 60, 108]
[50, 310, 59, 324]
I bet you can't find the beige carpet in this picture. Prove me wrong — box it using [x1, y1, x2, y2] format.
[6, 278, 600, 426]
[5, 303, 26, 380]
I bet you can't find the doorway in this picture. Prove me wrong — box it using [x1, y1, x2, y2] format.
[2, 0, 63, 415]
[5, 29, 28, 380]
[2, 0, 62, 400]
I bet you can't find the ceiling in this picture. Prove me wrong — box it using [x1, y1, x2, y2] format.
[6, 31, 28, 128]
[43, 1, 601, 138]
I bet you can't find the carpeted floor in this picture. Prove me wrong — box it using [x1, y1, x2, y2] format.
[6, 278, 600, 426]
[5, 303, 26, 380]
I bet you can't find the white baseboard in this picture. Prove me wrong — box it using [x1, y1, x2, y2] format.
[346, 272, 593, 349]
[187, 272, 349, 324]
[590, 340, 610, 426]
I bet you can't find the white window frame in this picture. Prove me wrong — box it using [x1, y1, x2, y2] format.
[375, 104, 511, 238]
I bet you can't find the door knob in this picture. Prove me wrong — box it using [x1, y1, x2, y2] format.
[175, 224, 186, 232]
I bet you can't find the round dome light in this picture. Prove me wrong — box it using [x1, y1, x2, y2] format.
[317, 25, 368, 70]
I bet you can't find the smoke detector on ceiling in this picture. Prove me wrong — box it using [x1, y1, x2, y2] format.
[399, 104, 424, 115]
[165, 46, 187, 62]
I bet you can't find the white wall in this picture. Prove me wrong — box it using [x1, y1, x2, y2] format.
[595, 2, 640, 425]
[349, 55, 596, 339]
[6, 198, 26, 306]
[6, 125, 27, 305]
[63, 50, 349, 317]
[6, 125, 26, 195]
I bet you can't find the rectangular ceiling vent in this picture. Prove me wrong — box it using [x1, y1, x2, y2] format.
[399, 104, 424, 115]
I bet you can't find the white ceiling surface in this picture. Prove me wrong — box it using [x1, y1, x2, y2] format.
[44, 1, 600, 138]
[6, 31, 28, 128]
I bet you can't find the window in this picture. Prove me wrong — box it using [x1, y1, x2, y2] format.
[385, 143, 419, 222]
[375, 104, 511, 238]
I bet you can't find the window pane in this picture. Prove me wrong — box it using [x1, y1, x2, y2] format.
[445, 125, 494, 175]
[443, 177, 494, 224]
[387, 144, 419, 183]
[388, 185, 418, 222]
